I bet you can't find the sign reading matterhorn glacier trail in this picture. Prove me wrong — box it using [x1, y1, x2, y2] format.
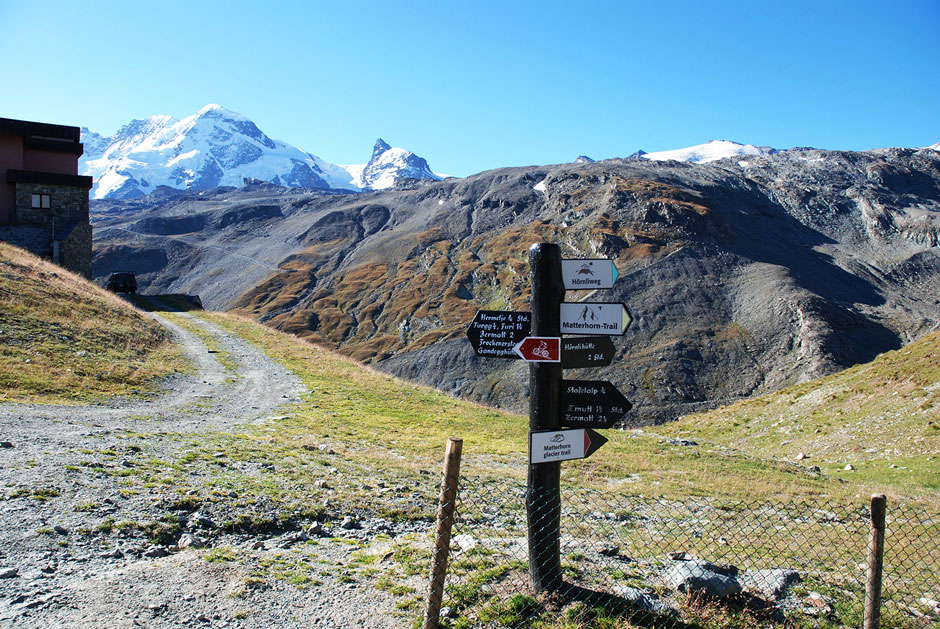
[530, 428, 608, 464]
[561, 259, 619, 290]
[559, 302, 632, 336]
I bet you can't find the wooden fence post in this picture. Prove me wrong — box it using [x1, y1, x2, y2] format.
[423, 437, 463, 629]
[864, 493, 886, 629]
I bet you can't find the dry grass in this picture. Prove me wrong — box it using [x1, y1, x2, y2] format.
[0, 242, 187, 403]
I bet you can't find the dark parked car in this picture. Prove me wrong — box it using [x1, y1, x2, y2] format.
[106, 272, 137, 294]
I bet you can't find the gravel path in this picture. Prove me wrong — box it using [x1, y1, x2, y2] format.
[0, 307, 417, 628]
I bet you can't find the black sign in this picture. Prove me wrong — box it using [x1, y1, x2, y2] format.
[560, 379, 632, 429]
[561, 336, 616, 369]
[466, 310, 531, 358]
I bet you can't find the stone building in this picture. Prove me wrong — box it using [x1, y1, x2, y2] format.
[0, 116, 93, 278]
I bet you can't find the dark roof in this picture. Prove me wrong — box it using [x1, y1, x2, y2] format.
[6, 169, 93, 189]
[0, 117, 81, 142]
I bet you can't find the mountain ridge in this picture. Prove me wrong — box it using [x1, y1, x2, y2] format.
[80, 105, 440, 199]
[91, 144, 940, 424]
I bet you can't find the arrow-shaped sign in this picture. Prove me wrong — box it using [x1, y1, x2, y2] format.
[530, 428, 608, 464]
[560, 379, 632, 429]
[562, 336, 616, 369]
[560, 302, 632, 336]
[466, 310, 531, 358]
[513, 336, 561, 362]
[561, 259, 619, 290]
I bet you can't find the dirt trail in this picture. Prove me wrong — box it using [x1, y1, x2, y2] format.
[0, 307, 408, 628]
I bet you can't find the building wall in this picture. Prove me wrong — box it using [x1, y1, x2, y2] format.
[0, 134, 23, 223]
[23, 147, 78, 174]
[60, 221, 92, 278]
[14, 182, 89, 226]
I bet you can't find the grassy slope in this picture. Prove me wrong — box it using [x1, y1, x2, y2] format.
[202, 312, 939, 508]
[658, 332, 940, 500]
[0, 242, 186, 403]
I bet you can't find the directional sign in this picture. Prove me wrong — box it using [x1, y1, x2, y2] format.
[562, 336, 616, 369]
[561, 259, 619, 290]
[514, 337, 561, 362]
[560, 302, 632, 336]
[466, 310, 531, 358]
[560, 379, 632, 429]
[530, 428, 608, 464]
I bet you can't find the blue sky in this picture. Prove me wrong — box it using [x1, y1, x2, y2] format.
[2, 0, 938, 177]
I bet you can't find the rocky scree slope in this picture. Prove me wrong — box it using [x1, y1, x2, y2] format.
[92, 147, 940, 423]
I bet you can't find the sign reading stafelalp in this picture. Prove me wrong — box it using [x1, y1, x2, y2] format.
[560, 379, 632, 429]
[530, 428, 608, 464]
[561, 259, 619, 290]
[466, 310, 531, 358]
[559, 302, 632, 336]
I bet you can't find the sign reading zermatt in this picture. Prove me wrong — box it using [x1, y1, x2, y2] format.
[466, 310, 530, 358]
[560, 380, 632, 429]
[561, 259, 619, 290]
[559, 302, 632, 336]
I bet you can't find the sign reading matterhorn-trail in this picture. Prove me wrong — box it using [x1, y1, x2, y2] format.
[561, 259, 619, 290]
[559, 302, 632, 336]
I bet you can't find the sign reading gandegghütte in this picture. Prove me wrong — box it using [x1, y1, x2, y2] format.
[466, 310, 531, 358]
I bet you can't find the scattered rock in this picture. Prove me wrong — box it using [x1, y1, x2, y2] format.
[143, 547, 168, 559]
[667, 438, 698, 447]
[188, 512, 216, 529]
[307, 522, 323, 536]
[796, 453, 807, 460]
[0, 441, 13, 448]
[177, 533, 205, 549]
[251, 540, 266, 551]
[844, 464, 854, 471]
[340, 516, 360, 530]
[0, 568, 18, 578]
[739, 569, 800, 601]
[53, 525, 69, 535]
[612, 585, 672, 615]
[663, 560, 741, 599]
[801, 591, 832, 616]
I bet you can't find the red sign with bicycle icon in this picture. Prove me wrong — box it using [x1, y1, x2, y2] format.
[513, 336, 561, 363]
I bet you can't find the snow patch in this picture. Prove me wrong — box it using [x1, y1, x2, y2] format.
[533, 180, 547, 193]
[642, 140, 775, 164]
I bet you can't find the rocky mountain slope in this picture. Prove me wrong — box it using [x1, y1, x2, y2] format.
[80, 105, 439, 199]
[92, 146, 940, 423]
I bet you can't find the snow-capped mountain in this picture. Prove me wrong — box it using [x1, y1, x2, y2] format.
[80, 105, 439, 199]
[346, 139, 441, 190]
[635, 140, 778, 164]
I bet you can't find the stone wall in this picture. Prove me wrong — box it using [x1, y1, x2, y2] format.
[59, 221, 92, 279]
[14, 182, 89, 226]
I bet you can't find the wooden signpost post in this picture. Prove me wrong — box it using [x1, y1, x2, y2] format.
[467, 243, 633, 595]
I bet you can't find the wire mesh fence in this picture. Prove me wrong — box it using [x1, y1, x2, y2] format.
[426, 476, 939, 628]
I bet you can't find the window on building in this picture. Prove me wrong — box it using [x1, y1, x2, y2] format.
[31, 194, 51, 209]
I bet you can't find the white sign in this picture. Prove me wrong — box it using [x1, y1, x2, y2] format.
[561, 259, 618, 290]
[530, 429, 588, 463]
[559, 302, 632, 336]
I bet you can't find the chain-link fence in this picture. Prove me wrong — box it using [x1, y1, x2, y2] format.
[425, 476, 939, 628]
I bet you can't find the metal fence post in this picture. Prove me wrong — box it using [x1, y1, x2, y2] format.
[423, 437, 463, 629]
[527, 242, 564, 593]
[864, 493, 886, 629]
